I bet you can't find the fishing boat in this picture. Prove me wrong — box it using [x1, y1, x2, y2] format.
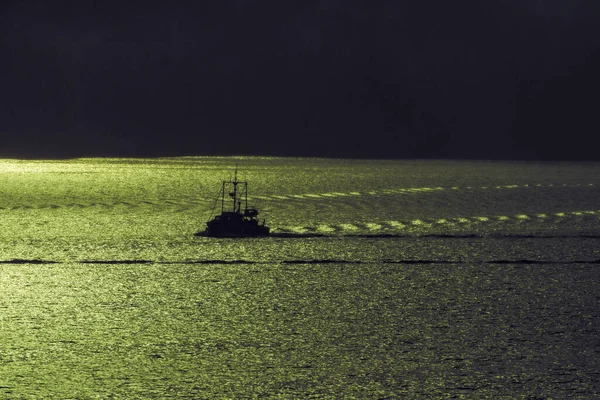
[196, 167, 270, 237]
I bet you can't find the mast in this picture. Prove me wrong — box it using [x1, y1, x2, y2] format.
[221, 181, 225, 213]
[231, 165, 239, 213]
[219, 165, 249, 215]
[244, 181, 248, 212]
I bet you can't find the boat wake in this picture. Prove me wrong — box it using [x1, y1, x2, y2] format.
[267, 208, 600, 237]
[266, 232, 600, 239]
[248, 182, 597, 202]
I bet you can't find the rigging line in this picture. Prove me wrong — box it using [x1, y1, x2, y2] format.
[206, 184, 222, 222]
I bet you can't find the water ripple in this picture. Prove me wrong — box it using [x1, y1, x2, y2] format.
[2, 258, 599, 265]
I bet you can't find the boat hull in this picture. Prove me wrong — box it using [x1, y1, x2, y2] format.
[196, 225, 270, 238]
[198, 216, 270, 237]
[196, 230, 270, 238]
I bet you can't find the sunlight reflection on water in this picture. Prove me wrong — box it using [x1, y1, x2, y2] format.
[0, 157, 599, 397]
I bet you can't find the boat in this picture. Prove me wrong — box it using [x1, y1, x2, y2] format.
[195, 167, 270, 237]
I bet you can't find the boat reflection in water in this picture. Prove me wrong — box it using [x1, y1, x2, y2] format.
[196, 167, 270, 237]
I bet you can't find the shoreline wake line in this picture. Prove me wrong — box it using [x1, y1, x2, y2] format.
[2, 258, 599, 265]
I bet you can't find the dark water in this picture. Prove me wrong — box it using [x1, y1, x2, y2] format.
[1, 157, 599, 398]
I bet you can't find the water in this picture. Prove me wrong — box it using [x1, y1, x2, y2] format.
[1, 157, 599, 398]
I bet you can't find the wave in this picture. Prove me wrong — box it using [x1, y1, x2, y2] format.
[2, 182, 594, 211]
[0, 198, 206, 211]
[2, 258, 599, 265]
[0, 259, 59, 264]
[248, 183, 596, 202]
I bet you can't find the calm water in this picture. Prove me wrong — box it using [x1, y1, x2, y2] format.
[1, 157, 599, 398]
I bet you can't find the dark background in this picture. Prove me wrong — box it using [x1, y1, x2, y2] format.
[2, 1, 600, 160]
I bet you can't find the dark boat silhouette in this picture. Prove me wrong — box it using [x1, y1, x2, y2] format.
[195, 167, 270, 237]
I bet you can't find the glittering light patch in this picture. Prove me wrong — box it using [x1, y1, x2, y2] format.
[497, 216, 510, 221]
[316, 224, 336, 233]
[365, 223, 382, 231]
[516, 214, 530, 220]
[339, 224, 359, 231]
